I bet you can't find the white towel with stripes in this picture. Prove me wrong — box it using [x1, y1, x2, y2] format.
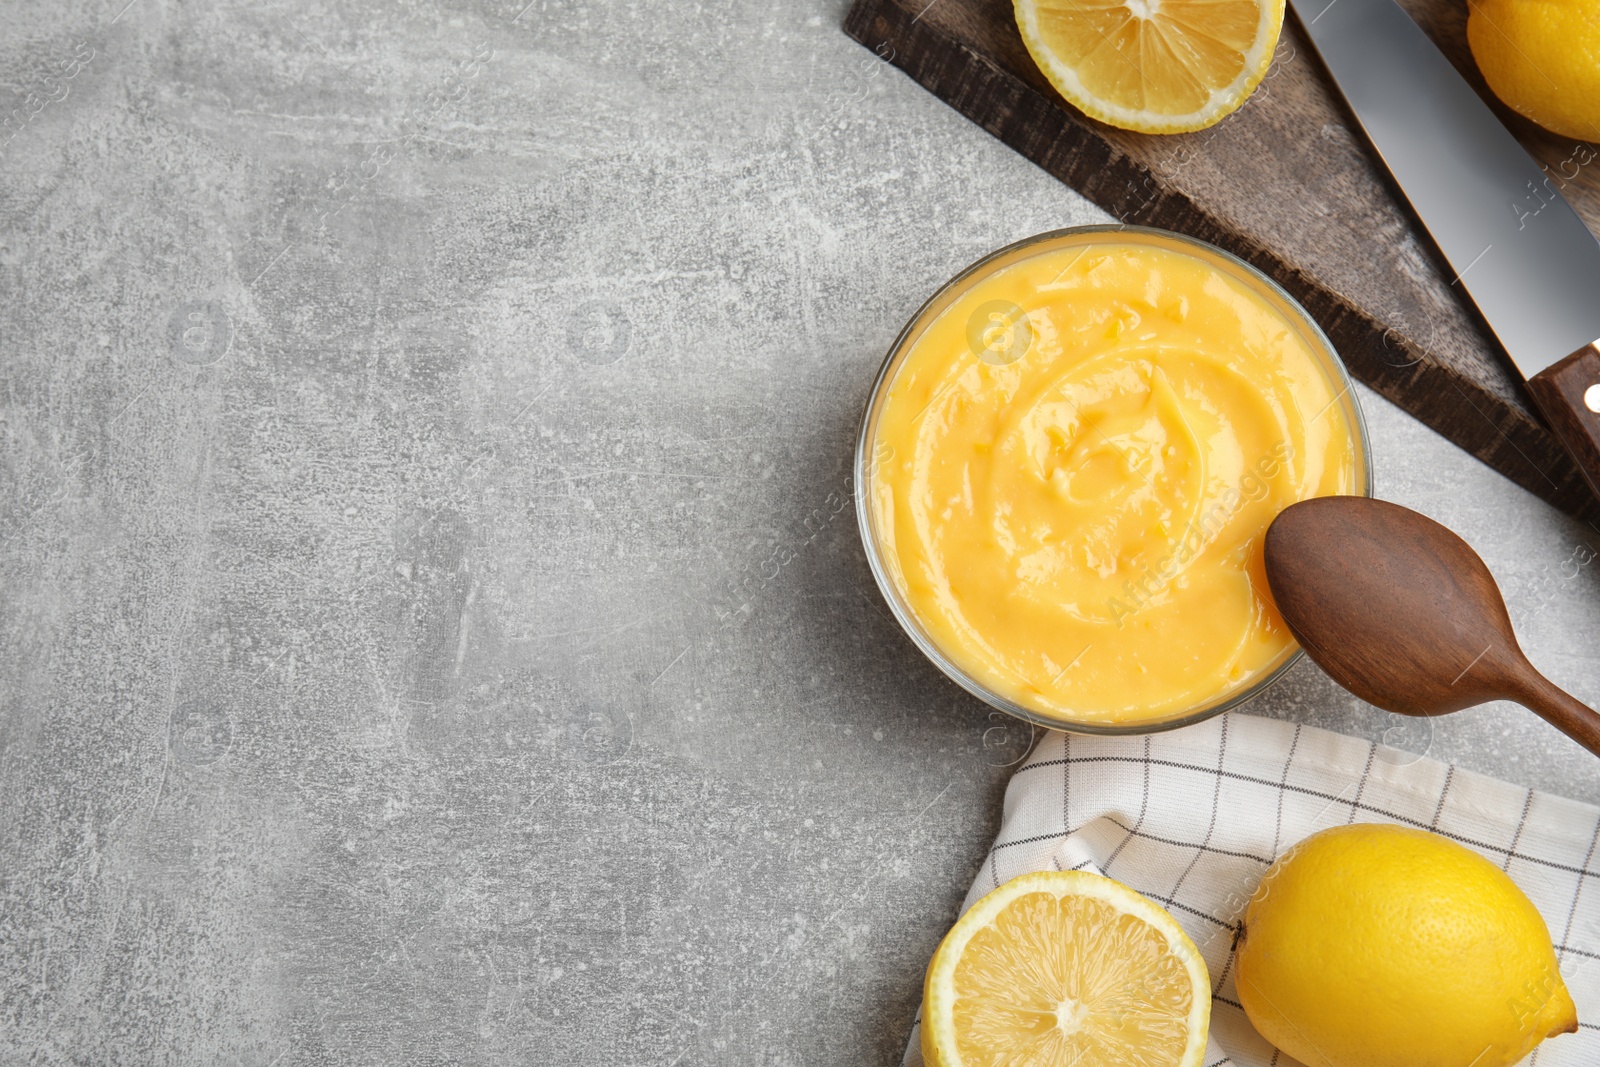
[902, 713, 1600, 1066]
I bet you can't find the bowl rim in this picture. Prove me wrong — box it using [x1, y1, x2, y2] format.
[852, 223, 1375, 736]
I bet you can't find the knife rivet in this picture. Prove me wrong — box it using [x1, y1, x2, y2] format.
[1586, 384, 1600, 414]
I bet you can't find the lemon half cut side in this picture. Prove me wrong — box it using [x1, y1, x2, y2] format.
[1015, 0, 1286, 133]
[922, 870, 1211, 1067]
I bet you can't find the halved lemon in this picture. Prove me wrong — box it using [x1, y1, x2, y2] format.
[1015, 0, 1285, 132]
[922, 871, 1210, 1067]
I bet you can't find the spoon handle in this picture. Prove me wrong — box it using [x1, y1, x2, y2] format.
[1509, 667, 1600, 758]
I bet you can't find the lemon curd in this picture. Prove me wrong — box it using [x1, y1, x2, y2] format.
[867, 233, 1361, 726]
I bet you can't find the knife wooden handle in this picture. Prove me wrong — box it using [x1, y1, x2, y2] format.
[1525, 342, 1600, 504]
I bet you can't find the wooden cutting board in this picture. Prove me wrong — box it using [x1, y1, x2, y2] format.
[844, 0, 1600, 523]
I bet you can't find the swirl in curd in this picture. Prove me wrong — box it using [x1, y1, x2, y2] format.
[869, 237, 1360, 725]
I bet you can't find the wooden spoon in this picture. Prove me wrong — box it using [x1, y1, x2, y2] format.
[1263, 495, 1600, 757]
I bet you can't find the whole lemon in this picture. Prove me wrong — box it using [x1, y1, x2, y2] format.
[1235, 823, 1578, 1067]
[1469, 0, 1600, 140]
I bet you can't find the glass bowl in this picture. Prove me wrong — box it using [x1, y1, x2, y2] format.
[853, 224, 1373, 735]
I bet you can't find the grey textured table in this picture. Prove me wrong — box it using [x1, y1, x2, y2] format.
[2, 1, 1598, 1063]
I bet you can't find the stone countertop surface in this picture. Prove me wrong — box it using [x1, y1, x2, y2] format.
[3, 0, 1598, 1063]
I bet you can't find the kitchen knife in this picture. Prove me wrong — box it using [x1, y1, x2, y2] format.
[1288, 0, 1600, 502]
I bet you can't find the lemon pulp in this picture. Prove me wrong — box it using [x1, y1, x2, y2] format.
[923, 871, 1210, 1067]
[1015, 0, 1285, 132]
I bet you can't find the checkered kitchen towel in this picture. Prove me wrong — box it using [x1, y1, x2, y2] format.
[903, 713, 1600, 1066]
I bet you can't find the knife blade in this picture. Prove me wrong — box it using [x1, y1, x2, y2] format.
[1288, 0, 1600, 502]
